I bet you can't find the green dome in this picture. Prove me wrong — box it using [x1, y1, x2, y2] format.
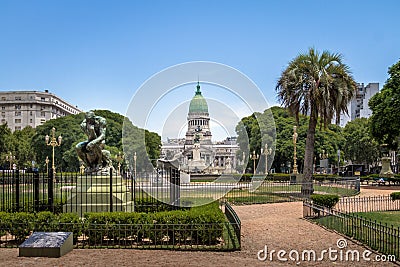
[189, 83, 208, 113]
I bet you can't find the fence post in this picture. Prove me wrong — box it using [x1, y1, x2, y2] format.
[33, 171, 40, 212]
[15, 169, 20, 212]
[110, 168, 113, 212]
[48, 168, 54, 211]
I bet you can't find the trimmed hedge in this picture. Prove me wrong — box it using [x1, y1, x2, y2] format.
[0, 202, 225, 246]
[84, 202, 225, 245]
[0, 212, 82, 243]
[310, 194, 339, 208]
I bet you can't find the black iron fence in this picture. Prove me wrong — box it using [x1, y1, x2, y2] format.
[0, 169, 361, 214]
[304, 200, 398, 261]
[335, 195, 400, 213]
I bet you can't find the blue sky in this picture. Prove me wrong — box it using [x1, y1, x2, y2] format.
[1, 0, 399, 139]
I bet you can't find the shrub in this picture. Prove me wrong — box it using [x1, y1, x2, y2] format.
[57, 213, 83, 243]
[390, 192, 400, 201]
[9, 212, 35, 242]
[0, 212, 11, 237]
[310, 194, 339, 209]
[83, 201, 225, 246]
[34, 211, 57, 232]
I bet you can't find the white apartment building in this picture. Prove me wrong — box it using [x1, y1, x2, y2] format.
[0, 90, 81, 131]
[336, 82, 379, 127]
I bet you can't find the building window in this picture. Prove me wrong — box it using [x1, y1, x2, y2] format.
[1, 119, 5, 123]
[30, 119, 33, 123]
[30, 111, 33, 116]
[30, 104, 33, 108]
[1, 106, 5, 110]
[40, 111, 45, 117]
[1, 112, 5, 117]
[15, 119, 21, 123]
[15, 96, 21, 100]
[15, 126, 21, 131]
[1, 97, 6, 101]
[15, 105, 21, 109]
[15, 111, 21, 116]
[40, 119, 46, 124]
[41, 97, 45, 101]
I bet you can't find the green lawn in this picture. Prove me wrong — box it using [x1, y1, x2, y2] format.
[352, 211, 400, 228]
[313, 211, 400, 259]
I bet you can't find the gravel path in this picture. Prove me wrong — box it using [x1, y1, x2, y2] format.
[0, 188, 398, 266]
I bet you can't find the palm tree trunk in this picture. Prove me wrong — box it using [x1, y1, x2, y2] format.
[302, 106, 317, 197]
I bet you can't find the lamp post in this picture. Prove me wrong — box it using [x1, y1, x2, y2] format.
[45, 127, 62, 177]
[313, 157, 316, 174]
[133, 152, 137, 179]
[250, 150, 259, 175]
[262, 143, 272, 175]
[5, 152, 15, 170]
[45, 156, 49, 175]
[293, 126, 298, 175]
[115, 152, 124, 176]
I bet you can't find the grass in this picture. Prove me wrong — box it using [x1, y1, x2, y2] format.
[352, 211, 400, 228]
[312, 211, 400, 259]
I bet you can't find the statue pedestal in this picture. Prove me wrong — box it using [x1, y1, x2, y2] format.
[380, 157, 394, 177]
[63, 174, 133, 217]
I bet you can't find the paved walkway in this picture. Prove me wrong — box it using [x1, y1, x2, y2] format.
[0, 201, 396, 266]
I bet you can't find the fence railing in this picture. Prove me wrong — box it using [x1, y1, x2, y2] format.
[303, 200, 399, 261]
[0, 169, 361, 213]
[335, 195, 400, 213]
[223, 201, 241, 248]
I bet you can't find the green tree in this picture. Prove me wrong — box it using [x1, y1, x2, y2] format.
[11, 126, 36, 168]
[0, 123, 13, 169]
[235, 114, 261, 173]
[236, 106, 345, 174]
[276, 48, 356, 195]
[31, 110, 161, 172]
[342, 118, 379, 167]
[369, 60, 400, 149]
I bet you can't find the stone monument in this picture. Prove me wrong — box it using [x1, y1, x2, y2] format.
[380, 144, 394, 177]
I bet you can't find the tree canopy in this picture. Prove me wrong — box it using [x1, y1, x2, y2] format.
[7, 110, 162, 172]
[342, 118, 379, 166]
[236, 106, 345, 174]
[369, 59, 400, 149]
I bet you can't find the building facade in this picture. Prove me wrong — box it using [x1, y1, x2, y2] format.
[336, 82, 379, 127]
[0, 90, 81, 131]
[161, 83, 239, 173]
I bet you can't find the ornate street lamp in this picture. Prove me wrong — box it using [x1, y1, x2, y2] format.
[250, 150, 259, 175]
[293, 126, 298, 174]
[134, 152, 137, 179]
[45, 127, 62, 177]
[115, 152, 124, 176]
[262, 144, 272, 175]
[45, 156, 49, 175]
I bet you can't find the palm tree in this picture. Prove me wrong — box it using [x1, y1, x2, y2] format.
[276, 48, 356, 196]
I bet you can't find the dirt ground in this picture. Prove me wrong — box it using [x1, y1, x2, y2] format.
[0, 187, 398, 267]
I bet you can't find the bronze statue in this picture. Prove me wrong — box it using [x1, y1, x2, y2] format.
[76, 111, 113, 174]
